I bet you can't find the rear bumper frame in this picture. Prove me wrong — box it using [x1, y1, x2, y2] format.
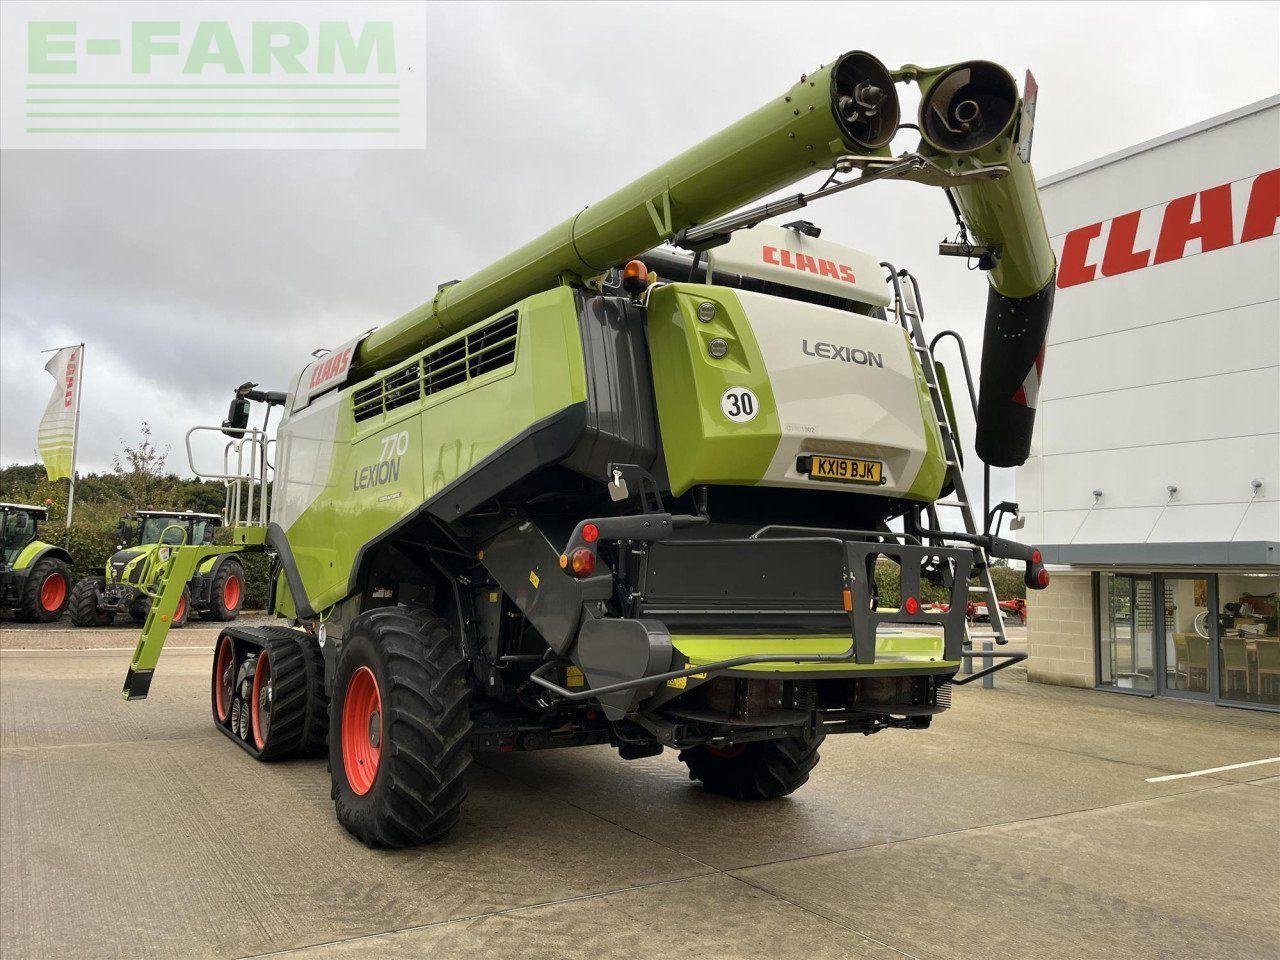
[529, 518, 976, 702]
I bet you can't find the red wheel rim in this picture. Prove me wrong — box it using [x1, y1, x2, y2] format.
[342, 666, 382, 796]
[251, 651, 271, 749]
[706, 743, 746, 759]
[174, 595, 187, 622]
[39, 573, 67, 612]
[223, 576, 242, 611]
[213, 635, 235, 723]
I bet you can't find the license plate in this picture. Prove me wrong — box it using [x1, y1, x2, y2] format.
[807, 455, 883, 485]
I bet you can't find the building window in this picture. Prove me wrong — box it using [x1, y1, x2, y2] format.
[1097, 573, 1155, 693]
[1217, 573, 1280, 708]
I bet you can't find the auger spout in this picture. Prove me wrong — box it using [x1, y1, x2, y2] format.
[353, 51, 900, 375]
[912, 60, 1057, 467]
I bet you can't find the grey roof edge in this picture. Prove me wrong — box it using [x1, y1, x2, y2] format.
[1040, 541, 1280, 569]
[1038, 94, 1280, 189]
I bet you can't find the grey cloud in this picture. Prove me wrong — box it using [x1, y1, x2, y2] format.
[2, 0, 1277, 501]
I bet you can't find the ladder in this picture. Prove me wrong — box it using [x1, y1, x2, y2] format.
[883, 266, 1008, 649]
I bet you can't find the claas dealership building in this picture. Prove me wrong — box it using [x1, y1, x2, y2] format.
[1021, 95, 1279, 711]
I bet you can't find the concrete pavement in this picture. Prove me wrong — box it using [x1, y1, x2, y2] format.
[1, 628, 1276, 960]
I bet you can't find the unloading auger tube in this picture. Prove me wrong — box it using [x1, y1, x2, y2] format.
[354, 51, 1056, 467]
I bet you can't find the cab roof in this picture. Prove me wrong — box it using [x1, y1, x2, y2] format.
[134, 509, 222, 522]
[0, 502, 49, 518]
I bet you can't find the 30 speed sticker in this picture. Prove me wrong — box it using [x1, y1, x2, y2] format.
[720, 386, 759, 423]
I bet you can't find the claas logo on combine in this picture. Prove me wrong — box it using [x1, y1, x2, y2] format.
[1056, 167, 1279, 288]
[310, 347, 354, 389]
[762, 246, 858, 285]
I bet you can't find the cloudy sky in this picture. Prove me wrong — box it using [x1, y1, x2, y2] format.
[2, 0, 1278, 513]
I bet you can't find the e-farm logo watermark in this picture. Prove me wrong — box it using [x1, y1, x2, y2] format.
[0, 1, 426, 149]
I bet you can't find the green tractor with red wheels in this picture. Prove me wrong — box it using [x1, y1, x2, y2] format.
[0, 502, 73, 622]
[70, 510, 245, 627]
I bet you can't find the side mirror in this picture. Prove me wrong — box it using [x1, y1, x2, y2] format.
[115, 521, 130, 542]
[222, 396, 251, 437]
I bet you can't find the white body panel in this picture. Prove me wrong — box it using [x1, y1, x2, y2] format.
[740, 290, 932, 496]
[1018, 98, 1280, 549]
[709, 224, 891, 307]
[272, 390, 342, 532]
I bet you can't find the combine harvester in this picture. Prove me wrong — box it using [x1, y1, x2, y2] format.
[124, 52, 1056, 846]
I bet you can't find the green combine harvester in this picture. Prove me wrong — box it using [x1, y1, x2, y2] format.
[0, 503, 72, 622]
[124, 52, 1056, 847]
[70, 510, 245, 627]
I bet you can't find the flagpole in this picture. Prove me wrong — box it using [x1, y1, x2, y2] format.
[65, 343, 85, 529]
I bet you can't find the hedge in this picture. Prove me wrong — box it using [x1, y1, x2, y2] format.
[1, 463, 271, 608]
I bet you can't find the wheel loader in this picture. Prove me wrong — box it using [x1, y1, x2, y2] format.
[0, 503, 73, 622]
[123, 52, 1057, 847]
[71, 510, 245, 627]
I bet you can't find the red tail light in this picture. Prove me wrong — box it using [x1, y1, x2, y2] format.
[1031, 548, 1043, 564]
[1036, 569, 1050, 588]
[904, 596, 920, 615]
[582, 522, 600, 544]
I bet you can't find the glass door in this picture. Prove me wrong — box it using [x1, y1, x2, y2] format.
[1097, 573, 1155, 693]
[1157, 576, 1215, 700]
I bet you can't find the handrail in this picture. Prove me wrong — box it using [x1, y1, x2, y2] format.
[185, 424, 271, 527]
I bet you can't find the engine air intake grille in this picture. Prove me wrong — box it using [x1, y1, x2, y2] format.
[352, 312, 519, 423]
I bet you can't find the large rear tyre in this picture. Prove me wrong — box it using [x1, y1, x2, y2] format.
[170, 589, 191, 629]
[203, 559, 245, 622]
[329, 607, 472, 848]
[678, 731, 825, 800]
[69, 577, 114, 627]
[18, 557, 72, 622]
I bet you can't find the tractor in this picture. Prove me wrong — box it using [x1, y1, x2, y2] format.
[124, 52, 1056, 847]
[70, 510, 245, 627]
[0, 502, 73, 622]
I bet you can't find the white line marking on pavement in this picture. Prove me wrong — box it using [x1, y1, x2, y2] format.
[1145, 757, 1280, 783]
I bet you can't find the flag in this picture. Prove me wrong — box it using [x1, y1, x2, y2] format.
[38, 345, 82, 482]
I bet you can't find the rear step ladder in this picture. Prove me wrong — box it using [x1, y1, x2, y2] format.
[122, 528, 266, 700]
[884, 266, 1009, 651]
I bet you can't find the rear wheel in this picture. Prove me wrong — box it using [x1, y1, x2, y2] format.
[329, 607, 472, 848]
[679, 730, 824, 800]
[204, 560, 245, 621]
[69, 577, 114, 627]
[170, 589, 191, 629]
[18, 557, 72, 622]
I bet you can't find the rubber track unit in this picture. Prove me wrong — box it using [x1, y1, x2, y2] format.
[678, 731, 825, 800]
[213, 624, 318, 761]
[330, 607, 473, 848]
[293, 633, 330, 758]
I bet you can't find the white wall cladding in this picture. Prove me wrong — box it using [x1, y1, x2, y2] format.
[1020, 98, 1280, 549]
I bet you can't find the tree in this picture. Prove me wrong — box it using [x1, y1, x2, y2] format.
[112, 422, 171, 508]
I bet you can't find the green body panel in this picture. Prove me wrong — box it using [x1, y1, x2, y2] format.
[11, 540, 60, 572]
[672, 632, 957, 673]
[912, 68, 1055, 298]
[280, 288, 588, 613]
[646, 284, 780, 495]
[355, 60, 886, 375]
